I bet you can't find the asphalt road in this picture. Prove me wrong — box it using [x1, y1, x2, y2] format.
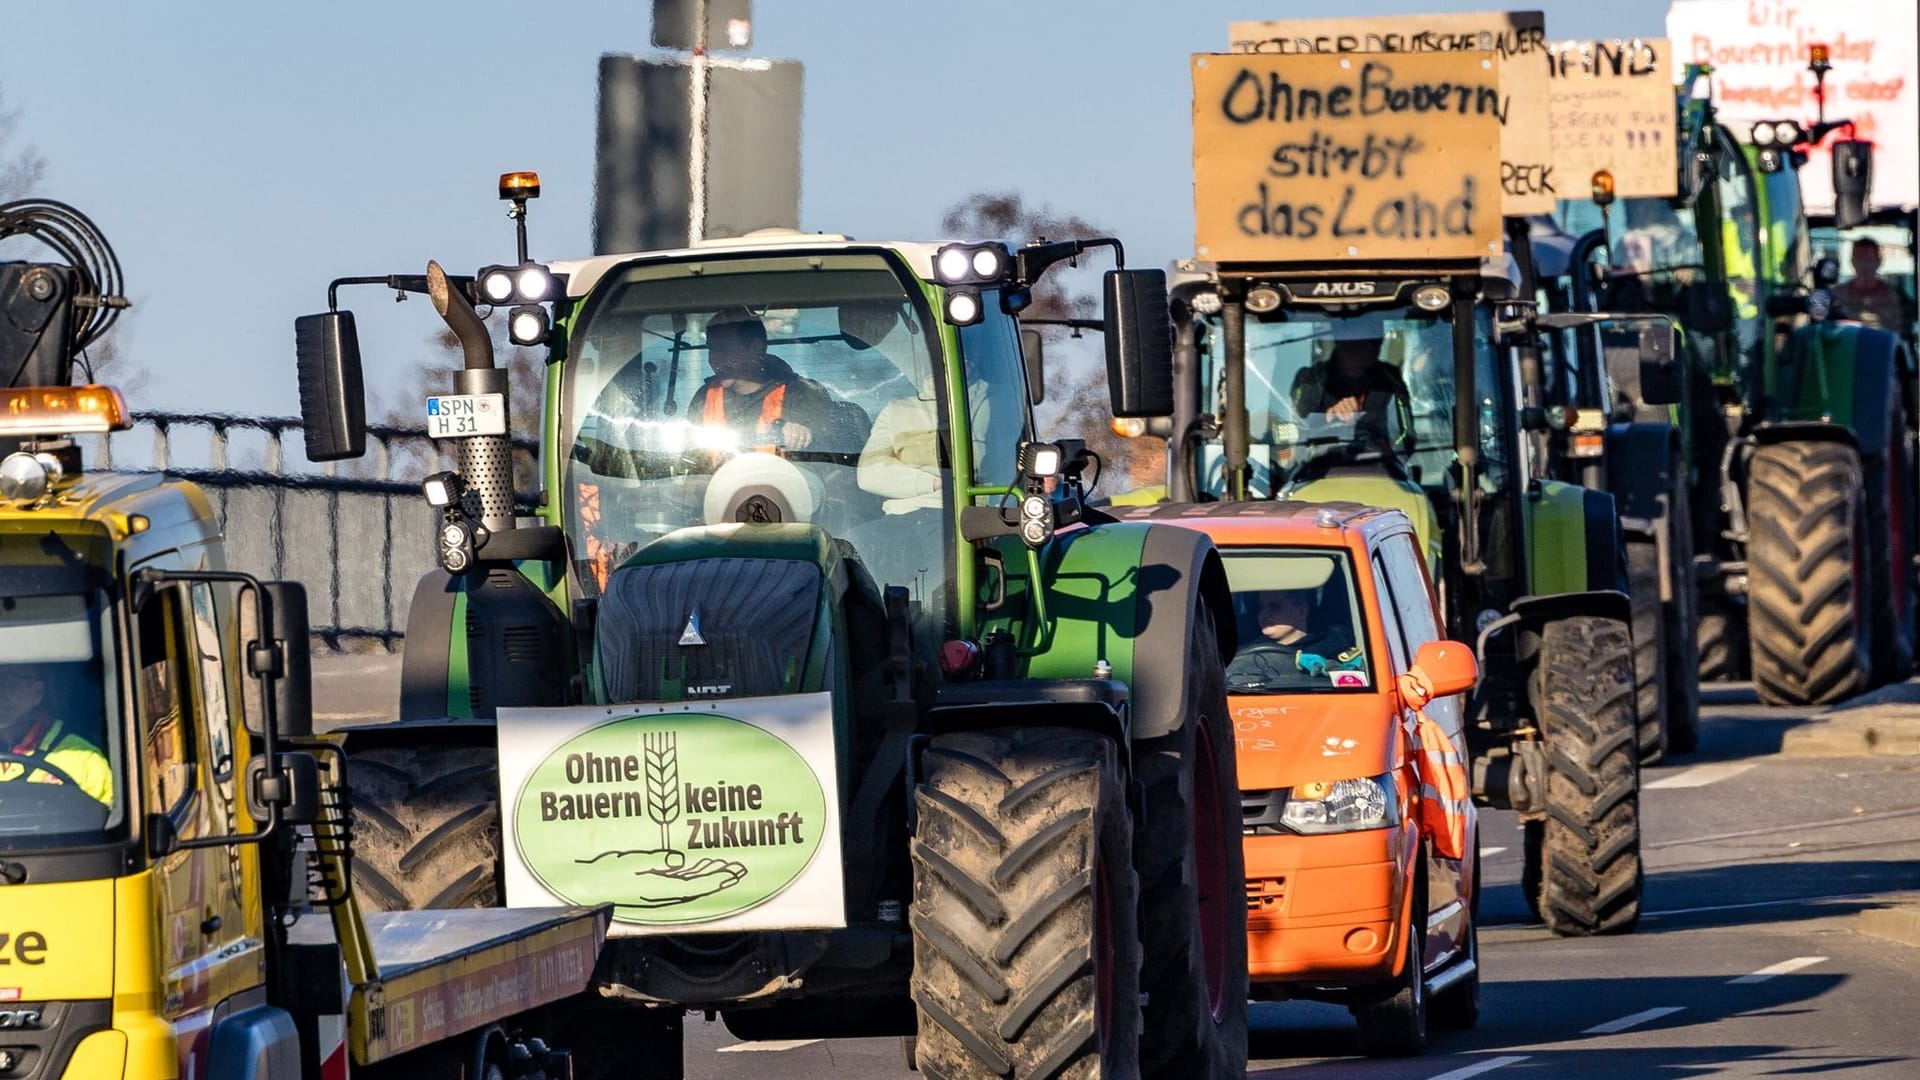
[681, 682, 1920, 1078]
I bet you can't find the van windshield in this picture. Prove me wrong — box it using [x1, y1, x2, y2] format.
[1221, 548, 1373, 695]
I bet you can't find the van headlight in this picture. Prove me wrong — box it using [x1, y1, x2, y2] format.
[1281, 774, 1397, 834]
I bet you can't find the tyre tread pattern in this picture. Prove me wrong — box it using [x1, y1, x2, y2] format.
[348, 746, 502, 912]
[1747, 441, 1871, 707]
[1535, 617, 1642, 936]
[910, 729, 1141, 1080]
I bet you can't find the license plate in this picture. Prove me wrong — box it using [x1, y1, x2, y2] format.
[425, 394, 507, 439]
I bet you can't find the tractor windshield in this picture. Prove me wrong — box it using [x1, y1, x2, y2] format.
[0, 531, 125, 849]
[561, 253, 953, 607]
[1220, 548, 1374, 694]
[1557, 195, 1709, 315]
[1202, 304, 1462, 497]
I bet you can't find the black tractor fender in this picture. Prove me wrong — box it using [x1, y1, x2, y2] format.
[1477, 589, 1633, 666]
[1130, 523, 1236, 743]
[1581, 487, 1630, 596]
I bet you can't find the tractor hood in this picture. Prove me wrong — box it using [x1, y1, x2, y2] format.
[1229, 694, 1400, 791]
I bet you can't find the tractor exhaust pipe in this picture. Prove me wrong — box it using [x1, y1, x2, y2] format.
[427, 260, 516, 534]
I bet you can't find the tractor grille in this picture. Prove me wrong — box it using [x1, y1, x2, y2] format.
[599, 557, 823, 702]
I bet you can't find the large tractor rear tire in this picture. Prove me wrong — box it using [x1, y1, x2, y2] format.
[1662, 476, 1701, 755]
[1625, 536, 1669, 764]
[1133, 605, 1249, 1079]
[1865, 408, 1916, 684]
[910, 729, 1142, 1080]
[1747, 441, 1872, 707]
[348, 745, 503, 911]
[1530, 616, 1641, 937]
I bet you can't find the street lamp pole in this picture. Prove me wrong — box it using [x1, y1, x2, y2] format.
[688, 0, 709, 244]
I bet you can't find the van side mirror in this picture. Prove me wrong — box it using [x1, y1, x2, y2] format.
[1103, 269, 1174, 417]
[239, 582, 314, 740]
[1411, 640, 1478, 699]
[1021, 327, 1046, 406]
[1684, 280, 1733, 336]
[294, 310, 367, 462]
[1831, 140, 1873, 230]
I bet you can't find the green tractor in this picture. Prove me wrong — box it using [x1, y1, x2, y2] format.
[1553, 57, 1916, 707]
[1135, 251, 1646, 938]
[291, 173, 1248, 1078]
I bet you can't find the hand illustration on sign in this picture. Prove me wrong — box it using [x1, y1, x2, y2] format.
[575, 848, 750, 907]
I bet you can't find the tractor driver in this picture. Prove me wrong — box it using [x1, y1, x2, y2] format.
[1289, 336, 1415, 458]
[0, 664, 112, 806]
[1833, 239, 1909, 332]
[693, 309, 869, 457]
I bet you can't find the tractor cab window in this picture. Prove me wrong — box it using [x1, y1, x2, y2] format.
[955, 297, 1033, 490]
[1556, 196, 1707, 316]
[1220, 548, 1373, 694]
[1713, 133, 1766, 373]
[563, 253, 952, 609]
[1762, 168, 1811, 287]
[1202, 305, 1452, 498]
[0, 535, 124, 846]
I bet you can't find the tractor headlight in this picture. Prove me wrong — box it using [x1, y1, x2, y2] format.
[480, 267, 517, 304]
[944, 289, 983, 326]
[515, 265, 555, 303]
[936, 246, 972, 284]
[422, 470, 464, 508]
[1282, 775, 1397, 834]
[970, 246, 1005, 279]
[509, 305, 551, 346]
[933, 242, 1012, 286]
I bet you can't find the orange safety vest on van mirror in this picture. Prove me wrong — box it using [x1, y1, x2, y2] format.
[1398, 671, 1470, 862]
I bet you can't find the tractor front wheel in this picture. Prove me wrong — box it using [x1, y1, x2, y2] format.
[910, 728, 1142, 1080]
[1529, 616, 1642, 937]
[1133, 603, 1249, 1079]
[348, 745, 503, 912]
[1747, 440, 1873, 707]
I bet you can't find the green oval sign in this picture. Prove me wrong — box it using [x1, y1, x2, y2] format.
[512, 712, 830, 925]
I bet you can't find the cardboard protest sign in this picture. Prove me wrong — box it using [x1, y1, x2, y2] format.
[1229, 11, 1555, 214]
[1548, 39, 1679, 198]
[499, 693, 845, 935]
[1668, 0, 1917, 213]
[1192, 51, 1504, 263]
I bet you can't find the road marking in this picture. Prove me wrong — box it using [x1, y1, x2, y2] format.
[716, 1039, 822, 1053]
[1426, 1055, 1531, 1079]
[1645, 762, 1756, 789]
[1582, 1005, 1685, 1034]
[1482, 846, 1508, 856]
[1730, 956, 1827, 984]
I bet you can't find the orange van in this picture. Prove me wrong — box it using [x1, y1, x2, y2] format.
[1117, 500, 1481, 1056]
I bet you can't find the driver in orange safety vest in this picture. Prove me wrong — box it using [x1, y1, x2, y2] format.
[694, 309, 865, 457]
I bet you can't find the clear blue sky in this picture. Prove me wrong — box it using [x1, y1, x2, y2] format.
[0, 1, 1670, 418]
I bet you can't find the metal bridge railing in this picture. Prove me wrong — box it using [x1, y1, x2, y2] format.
[83, 412, 538, 653]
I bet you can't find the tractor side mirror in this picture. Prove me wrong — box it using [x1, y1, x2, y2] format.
[238, 582, 314, 741]
[1635, 322, 1682, 405]
[1103, 269, 1174, 418]
[1831, 140, 1873, 230]
[1021, 327, 1046, 406]
[1411, 640, 1478, 699]
[246, 751, 321, 826]
[294, 310, 367, 462]
[1684, 280, 1733, 336]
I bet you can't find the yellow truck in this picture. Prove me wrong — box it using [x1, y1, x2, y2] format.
[0, 198, 608, 1080]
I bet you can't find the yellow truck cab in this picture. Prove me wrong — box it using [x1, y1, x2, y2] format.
[1, 199, 605, 1079]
